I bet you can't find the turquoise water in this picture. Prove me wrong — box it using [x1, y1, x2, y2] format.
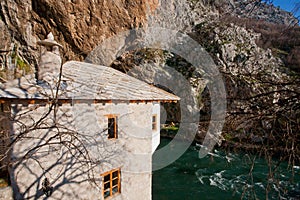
[152, 139, 300, 200]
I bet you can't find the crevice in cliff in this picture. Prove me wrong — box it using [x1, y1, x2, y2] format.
[31, 0, 87, 60]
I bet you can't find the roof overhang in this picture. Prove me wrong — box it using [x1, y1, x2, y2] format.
[0, 98, 178, 105]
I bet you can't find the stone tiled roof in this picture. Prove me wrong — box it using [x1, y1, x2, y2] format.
[0, 61, 179, 102]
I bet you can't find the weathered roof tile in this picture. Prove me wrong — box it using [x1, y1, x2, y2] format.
[0, 61, 180, 102]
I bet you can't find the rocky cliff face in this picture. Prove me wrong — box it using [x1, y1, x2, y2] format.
[217, 0, 298, 25]
[1, 0, 297, 79]
[0, 0, 159, 80]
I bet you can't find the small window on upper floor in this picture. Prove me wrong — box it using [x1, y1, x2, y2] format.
[102, 168, 121, 199]
[108, 116, 118, 139]
[152, 114, 157, 131]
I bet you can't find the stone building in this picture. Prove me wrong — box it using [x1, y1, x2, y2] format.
[0, 33, 179, 199]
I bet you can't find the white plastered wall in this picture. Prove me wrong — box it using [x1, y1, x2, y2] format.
[10, 102, 155, 200]
[151, 103, 160, 154]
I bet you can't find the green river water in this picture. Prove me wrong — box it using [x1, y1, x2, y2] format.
[152, 139, 300, 200]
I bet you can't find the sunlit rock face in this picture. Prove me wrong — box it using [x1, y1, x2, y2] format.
[0, 0, 159, 76]
[218, 0, 298, 25]
[0, 0, 296, 76]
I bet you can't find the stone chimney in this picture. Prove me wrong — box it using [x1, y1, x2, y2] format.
[37, 32, 63, 87]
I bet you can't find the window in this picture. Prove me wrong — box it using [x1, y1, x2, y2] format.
[152, 114, 157, 131]
[108, 116, 118, 139]
[102, 168, 121, 199]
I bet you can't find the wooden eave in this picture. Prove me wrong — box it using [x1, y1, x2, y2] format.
[0, 98, 178, 105]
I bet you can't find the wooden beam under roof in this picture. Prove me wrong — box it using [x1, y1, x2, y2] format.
[0, 98, 178, 105]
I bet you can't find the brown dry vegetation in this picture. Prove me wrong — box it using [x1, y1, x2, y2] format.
[221, 15, 300, 72]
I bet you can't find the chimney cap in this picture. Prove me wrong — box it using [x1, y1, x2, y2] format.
[37, 32, 63, 48]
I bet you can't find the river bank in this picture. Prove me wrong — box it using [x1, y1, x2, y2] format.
[160, 128, 299, 164]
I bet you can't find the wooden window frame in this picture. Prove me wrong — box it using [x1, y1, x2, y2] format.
[152, 114, 157, 131]
[101, 168, 121, 199]
[106, 115, 118, 139]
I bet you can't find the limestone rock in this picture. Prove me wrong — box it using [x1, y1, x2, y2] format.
[0, 0, 159, 78]
[0, 187, 13, 200]
[221, 0, 298, 26]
